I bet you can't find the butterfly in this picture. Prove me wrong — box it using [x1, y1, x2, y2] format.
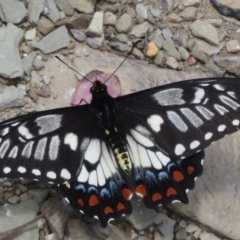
[0, 77, 240, 227]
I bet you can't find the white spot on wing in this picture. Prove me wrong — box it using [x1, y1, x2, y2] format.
[214, 104, 229, 115]
[175, 144, 186, 155]
[88, 170, 98, 186]
[35, 115, 62, 135]
[47, 171, 56, 179]
[11, 122, 20, 127]
[8, 146, 18, 158]
[34, 137, 47, 160]
[3, 167, 11, 174]
[18, 166, 26, 173]
[127, 135, 140, 168]
[205, 132, 213, 140]
[138, 144, 151, 167]
[64, 133, 78, 151]
[97, 165, 106, 186]
[18, 125, 33, 139]
[195, 106, 214, 120]
[77, 165, 89, 182]
[190, 140, 200, 149]
[218, 125, 226, 132]
[60, 169, 71, 180]
[167, 111, 188, 132]
[213, 84, 224, 91]
[130, 129, 154, 147]
[147, 150, 162, 169]
[32, 169, 41, 176]
[180, 108, 203, 127]
[22, 141, 34, 158]
[1, 127, 9, 136]
[147, 115, 164, 132]
[84, 138, 101, 164]
[232, 119, 239, 126]
[49, 136, 60, 160]
[153, 88, 185, 106]
[219, 95, 240, 110]
[191, 88, 205, 104]
[0, 139, 10, 158]
[156, 151, 170, 166]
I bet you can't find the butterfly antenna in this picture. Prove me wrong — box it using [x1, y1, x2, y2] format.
[55, 56, 93, 83]
[104, 40, 142, 83]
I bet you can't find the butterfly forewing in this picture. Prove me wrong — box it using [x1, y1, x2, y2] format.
[0, 106, 96, 183]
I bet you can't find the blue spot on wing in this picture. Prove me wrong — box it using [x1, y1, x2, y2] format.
[75, 184, 86, 191]
[158, 172, 168, 181]
[100, 188, 111, 198]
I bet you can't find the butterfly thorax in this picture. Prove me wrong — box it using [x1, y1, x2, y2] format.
[90, 80, 132, 175]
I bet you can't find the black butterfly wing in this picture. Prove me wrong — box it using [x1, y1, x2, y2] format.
[0, 105, 97, 184]
[114, 78, 240, 208]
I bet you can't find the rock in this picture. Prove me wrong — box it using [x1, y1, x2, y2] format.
[199, 232, 221, 240]
[135, 4, 148, 19]
[108, 42, 131, 52]
[129, 22, 151, 38]
[28, 189, 50, 205]
[154, 50, 167, 67]
[226, 39, 240, 53]
[115, 33, 128, 43]
[33, 57, 45, 70]
[195, 39, 223, 56]
[163, 39, 181, 60]
[37, 17, 55, 35]
[178, 7, 198, 21]
[70, 29, 87, 42]
[173, 27, 189, 48]
[86, 11, 104, 37]
[166, 56, 179, 69]
[34, 26, 70, 54]
[0, 23, 24, 78]
[86, 38, 102, 49]
[96, 3, 118, 14]
[179, 46, 190, 60]
[21, 52, 36, 75]
[214, 53, 240, 76]
[191, 44, 208, 63]
[151, 34, 164, 49]
[8, 195, 21, 204]
[182, 0, 200, 6]
[55, 0, 75, 16]
[27, 0, 44, 24]
[0, 200, 39, 240]
[68, 0, 97, 14]
[126, 196, 158, 231]
[167, 12, 182, 23]
[179, 220, 186, 228]
[157, 222, 174, 240]
[160, 0, 173, 13]
[206, 18, 223, 27]
[210, 0, 240, 20]
[25, 28, 36, 40]
[115, 13, 133, 33]
[185, 224, 199, 233]
[150, 8, 162, 18]
[190, 20, 219, 45]
[146, 42, 158, 58]
[104, 12, 117, 26]
[205, 59, 226, 77]
[162, 28, 173, 40]
[0, 0, 27, 24]
[47, 0, 60, 22]
[176, 229, 186, 240]
[55, 13, 91, 29]
[36, 86, 51, 98]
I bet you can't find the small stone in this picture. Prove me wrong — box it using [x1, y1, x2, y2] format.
[19, 185, 28, 193]
[178, 7, 198, 21]
[55, 0, 75, 16]
[86, 38, 101, 49]
[33, 58, 45, 70]
[150, 8, 161, 18]
[68, 0, 96, 14]
[162, 28, 173, 40]
[179, 220, 186, 228]
[36, 86, 51, 98]
[154, 50, 167, 67]
[199, 232, 221, 240]
[179, 47, 190, 60]
[182, 0, 200, 7]
[104, 12, 117, 26]
[135, 4, 148, 19]
[175, 229, 186, 240]
[108, 42, 131, 52]
[2, 181, 13, 187]
[37, 17, 55, 35]
[191, 44, 208, 63]
[115, 13, 133, 33]
[185, 224, 199, 233]
[188, 56, 197, 65]
[146, 42, 159, 58]
[173, 27, 189, 48]
[129, 22, 152, 38]
[86, 11, 104, 37]
[70, 29, 87, 42]
[116, 33, 128, 43]
[20, 193, 28, 202]
[28, 89, 39, 102]
[163, 39, 181, 60]
[226, 40, 240, 53]
[166, 56, 179, 69]
[25, 28, 36, 40]
[8, 196, 21, 204]
[206, 18, 223, 27]
[28, 0, 44, 24]
[157, 222, 174, 239]
[167, 12, 182, 23]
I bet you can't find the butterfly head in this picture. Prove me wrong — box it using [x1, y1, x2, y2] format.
[90, 80, 108, 97]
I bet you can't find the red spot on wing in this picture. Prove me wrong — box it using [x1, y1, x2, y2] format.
[187, 166, 194, 175]
[166, 187, 177, 197]
[122, 188, 132, 201]
[117, 202, 125, 211]
[89, 195, 99, 206]
[173, 171, 184, 182]
[152, 193, 162, 202]
[104, 206, 114, 215]
[135, 184, 147, 197]
[77, 199, 84, 206]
